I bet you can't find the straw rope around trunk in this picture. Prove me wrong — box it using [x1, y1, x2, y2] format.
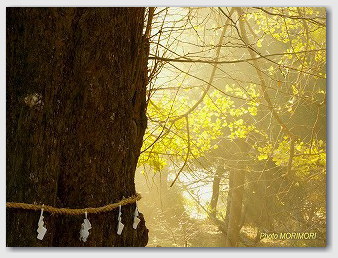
[6, 193, 141, 215]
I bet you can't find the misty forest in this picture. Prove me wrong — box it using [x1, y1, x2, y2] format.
[7, 7, 326, 247]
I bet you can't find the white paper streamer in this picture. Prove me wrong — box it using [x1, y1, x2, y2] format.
[79, 212, 92, 242]
[37, 206, 47, 240]
[117, 205, 124, 235]
[133, 207, 141, 229]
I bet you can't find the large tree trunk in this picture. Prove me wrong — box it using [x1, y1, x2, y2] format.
[7, 7, 149, 247]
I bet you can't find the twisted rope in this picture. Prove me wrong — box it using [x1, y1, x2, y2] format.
[6, 193, 141, 215]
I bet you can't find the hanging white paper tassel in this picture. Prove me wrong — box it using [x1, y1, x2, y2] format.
[79, 212, 92, 242]
[37, 205, 47, 240]
[117, 205, 124, 235]
[133, 206, 141, 229]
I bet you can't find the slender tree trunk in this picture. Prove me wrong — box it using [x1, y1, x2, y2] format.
[224, 139, 249, 247]
[224, 169, 245, 247]
[7, 7, 149, 247]
[210, 165, 225, 218]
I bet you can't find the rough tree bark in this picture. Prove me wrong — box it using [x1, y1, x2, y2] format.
[7, 7, 149, 247]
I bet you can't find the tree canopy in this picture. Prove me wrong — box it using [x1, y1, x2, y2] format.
[137, 7, 326, 247]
